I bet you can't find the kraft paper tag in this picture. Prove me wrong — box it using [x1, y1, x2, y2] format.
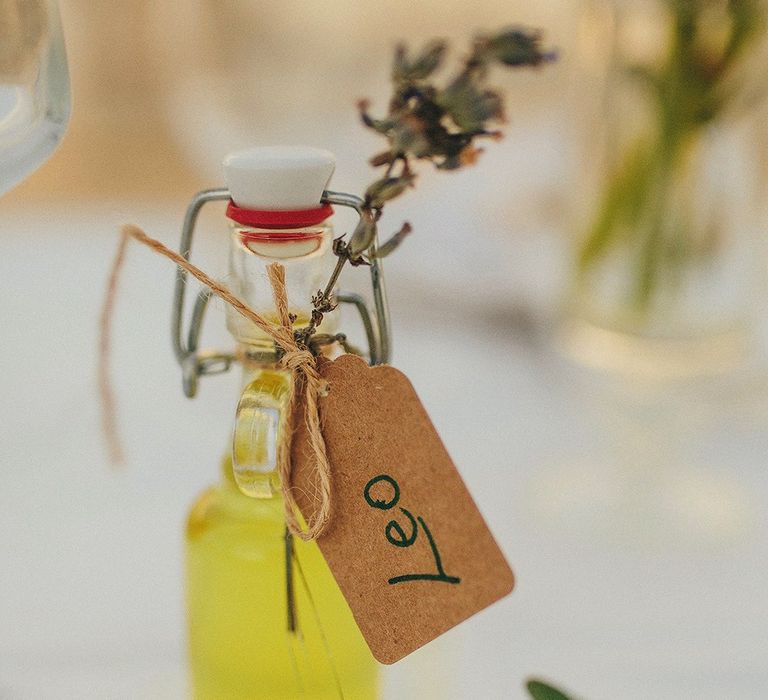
[291, 354, 515, 664]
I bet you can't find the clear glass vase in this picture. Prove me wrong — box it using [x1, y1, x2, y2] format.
[0, 0, 70, 196]
[565, 0, 768, 376]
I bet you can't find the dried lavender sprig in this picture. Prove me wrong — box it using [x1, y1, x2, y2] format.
[300, 28, 554, 345]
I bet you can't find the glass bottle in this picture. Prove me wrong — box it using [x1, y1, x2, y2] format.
[184, 147, 378, 699]
[0, 0, 70, 195]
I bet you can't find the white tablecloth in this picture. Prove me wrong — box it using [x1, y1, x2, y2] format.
[1, 202, 767, 699]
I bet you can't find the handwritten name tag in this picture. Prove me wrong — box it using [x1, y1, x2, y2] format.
[291, 354, 515, 664]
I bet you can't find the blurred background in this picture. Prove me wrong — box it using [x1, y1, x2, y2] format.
[2, 1, 768, 698]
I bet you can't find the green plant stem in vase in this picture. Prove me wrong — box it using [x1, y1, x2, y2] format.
[571, 0, 768, 373]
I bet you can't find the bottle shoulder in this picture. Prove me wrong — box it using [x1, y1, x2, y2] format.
[186, 483, 285, 542]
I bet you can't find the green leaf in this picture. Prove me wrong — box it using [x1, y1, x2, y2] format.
[358, 101, 397, 135]
[365, 174, 415, 208]
[392, 40, 447, 82]
[438, 75, 504, 131]
[390, 115, 432, 158]
[409, 40, 447, 79]
[392, 43, 409, 82]
[369, 222, 412, 258]
[485, 28, 553, 67]
[526, 679, 574, 700]
[348, 209, 378, 256]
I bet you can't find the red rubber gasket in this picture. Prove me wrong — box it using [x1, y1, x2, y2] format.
[226, 200, 333, 229]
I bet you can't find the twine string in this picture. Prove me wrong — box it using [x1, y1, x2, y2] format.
[100, 224, 331, 541]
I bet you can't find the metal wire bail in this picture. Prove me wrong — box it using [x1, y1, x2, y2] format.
[172, 188, 392, 397]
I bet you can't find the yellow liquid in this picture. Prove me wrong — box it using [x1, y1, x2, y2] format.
[186, 478, 378, 699]
[187, 363, 378, 700]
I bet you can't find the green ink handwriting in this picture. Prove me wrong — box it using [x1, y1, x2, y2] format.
[385, 507, 418, 548]
[364, 474, 400, 510]
[363, 473, 460, 586]
[388, 515, 460, 585]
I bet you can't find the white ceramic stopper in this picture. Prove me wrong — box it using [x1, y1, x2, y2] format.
[223, 145, 336, 211]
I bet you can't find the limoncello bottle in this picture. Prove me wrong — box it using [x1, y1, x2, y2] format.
[185, 147, 378, 699]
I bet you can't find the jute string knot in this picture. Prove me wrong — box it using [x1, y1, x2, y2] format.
[100, 224, 331, 541]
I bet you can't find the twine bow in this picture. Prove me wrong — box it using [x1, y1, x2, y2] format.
[100, 224, 331, 540]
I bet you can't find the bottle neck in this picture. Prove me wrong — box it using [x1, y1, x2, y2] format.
[220, 218, 339, 496]
[225, 219, 338, 347]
